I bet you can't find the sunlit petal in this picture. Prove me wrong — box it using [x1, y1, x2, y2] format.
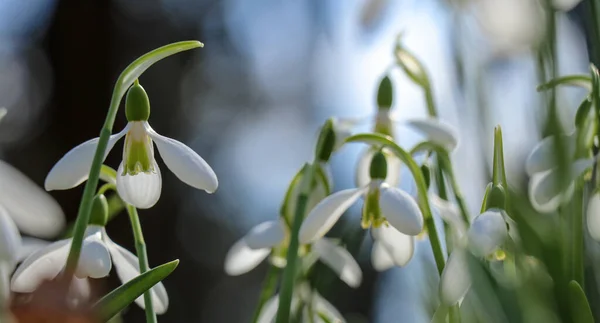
[299, 187, 367, 244]
[245, 220, 286, 250]
[11, 239, 71, 293]
[146, 123, 218, 193]
[468, 210, 507, 257]
[379, 186, 423, 235]
[312, 291, 346, 322]
[355, 147, 401, 188]
[313, 238, 362, 288]
[116, 161, 162, 209]
[406, 118, 458, 151]
[440, 249, 471, 305]
[224, 238, 270, 276]
[107, 239, 169, 314]
[0, 160, 66, 238]
[372, 225, 415, 267]
[44, 124, 130, 191]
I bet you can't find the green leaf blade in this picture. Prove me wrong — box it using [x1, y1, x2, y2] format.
[93, 259, 179, 322]
[568, 280, 594, 323]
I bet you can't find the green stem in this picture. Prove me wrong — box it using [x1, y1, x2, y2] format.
[440, 156, 471, 225]
[251, 264, 280, 323]
[572, 178, 585, 286]
[425, 88, 437, 118]
[276, 164, 314, 323]
[449, 305, 461, 323]
[588, 0, 600, 64]
[126, 204, 156, 323]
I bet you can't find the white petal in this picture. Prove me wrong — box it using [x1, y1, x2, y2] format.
[245, 220, 286, 250]
[44, 125, 129, 191]
[312, 291, 346, 322]
[528, 158, 593, 212]
[18, 237, 50, 263]
[371, 241, 395, 271]
[440, 249, 471, 305]
[146, 123, 218, 193]
[11, 239, 71, 293]
[0, 160, 65, 238]
[75, 228, 111, 279]
[553, 0, 582, 11]
[107, 240, 169, 314]
[313, 238, 362, 288]
[587, 192, 600, 241]
[257, 294, 279, 323]
[525, 133, 576, 176]
[406, 119, 458, 151]
[379, 187, 423, 235]
[68, 277, 91, 307]
[467, 210, 507, 257]
[355, 147, 401, 188]
[0, 205, 21, 266]
[116, 161, 162, 209]
[224, 238, 270, 276]
[372, 225, 415, 267]
[299, 187, 367, 244]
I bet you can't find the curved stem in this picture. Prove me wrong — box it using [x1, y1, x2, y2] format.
[276, 164, 314, 323]
[251, 264, 280, 323]
[126, 205, 156, 323]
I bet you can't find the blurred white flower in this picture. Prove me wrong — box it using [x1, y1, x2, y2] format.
[552, 0, 582, 11]
[224, 218, 362, 288]
[0, 160, 65, 238]
[257, 283, 345, 323]
[370, 224, 414, 271]
[45, 84, 218, 209]
[440, 249, 471, 306]
[587, 192, 600, 241]
[472, 0, 546, 54]
[11, 225, 169, 314]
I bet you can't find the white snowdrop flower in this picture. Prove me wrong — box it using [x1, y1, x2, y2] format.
[430, 194, 467, 246]
[224, 219, 362, 288]
[440, 249, 471, 306]
[525, 133, 576, 177]
[587, 192, 600, 241]
[552, 0, 582, 11]
[300, 151, 423, 249]
[405, 118, 459, 152]
[528, 158, 593, 212]
[257, 283, 345, 323]
[44, 82, 218, 209]
[467, 210, 508, 257]
[12, 195, 169, 314]
[473, 0, 546, 55]
[0, 160, 65, 238]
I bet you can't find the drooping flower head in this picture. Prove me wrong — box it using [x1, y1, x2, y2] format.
[45, 82, 218, 209]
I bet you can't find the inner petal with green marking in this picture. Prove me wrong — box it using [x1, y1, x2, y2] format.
[122, 121, 156, 176]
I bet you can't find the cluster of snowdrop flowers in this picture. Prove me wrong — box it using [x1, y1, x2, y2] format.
[44, 81, 218, 209]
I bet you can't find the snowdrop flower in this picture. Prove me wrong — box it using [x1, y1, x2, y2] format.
[257, 283, 345, 323]
[301, 151, 423, 271]
[44, 82, 218, 209]
[224, 218, 362, 288]
[11, 195, 168, 314]
[439, 209, 509, 305]
[355, 110, 458, 188]
[526, 134, 594, 212]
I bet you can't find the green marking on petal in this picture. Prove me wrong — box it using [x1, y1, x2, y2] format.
[123, 122, 156, 176]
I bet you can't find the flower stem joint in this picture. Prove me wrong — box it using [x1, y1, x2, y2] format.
[315, 119, 336, 163]
[369, 151, 388, 180]
[377, 75, 393, 110]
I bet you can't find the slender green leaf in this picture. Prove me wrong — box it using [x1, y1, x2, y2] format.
[568, 280, 594, 323]
[93, 260, 179, 322]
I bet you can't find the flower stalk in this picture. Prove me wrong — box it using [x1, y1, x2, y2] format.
[251, 264, 279, 323]
[126, 205, 156, 323]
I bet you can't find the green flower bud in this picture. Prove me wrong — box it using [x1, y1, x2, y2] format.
[125, 81, 151, 121]
[377, 75, 393, 110]
[89, 194, 109, 226]
[315, 119, 336, 162]
[485, 184, 506, 211]
[369, 151, 388, 180]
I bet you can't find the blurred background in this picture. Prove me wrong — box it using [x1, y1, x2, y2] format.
[0, 0, 593, 322]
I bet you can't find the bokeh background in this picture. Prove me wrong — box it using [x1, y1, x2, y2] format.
[0, 0, 593, 322]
